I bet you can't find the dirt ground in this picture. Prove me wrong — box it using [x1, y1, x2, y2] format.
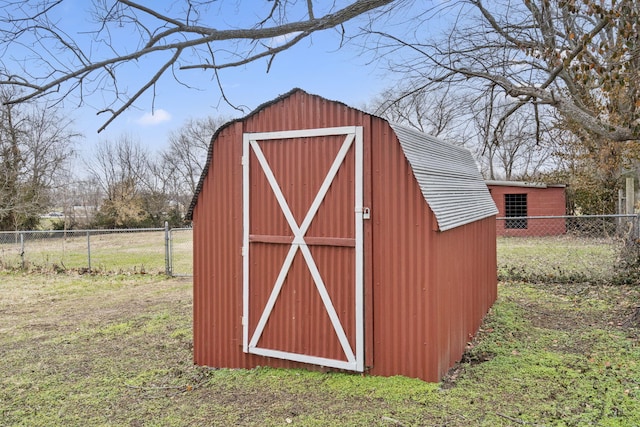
[1, 275, 394, 426]
[0, 274, 190, 341]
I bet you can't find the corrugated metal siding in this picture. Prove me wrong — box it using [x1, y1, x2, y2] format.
[429, 216, 497, 376]
[193, 90, 373, 372]
[369, 116, 438, 380]
[390, 123, 498, 231]
[369, 118, 496, 381]
[247, 133, 357, 362]
[192, 122, 245, 367]
[191, 89, 497, 382]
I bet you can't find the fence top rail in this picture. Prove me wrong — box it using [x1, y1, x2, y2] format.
[0, 227, 165, 235]
[497, 214, 638, 220]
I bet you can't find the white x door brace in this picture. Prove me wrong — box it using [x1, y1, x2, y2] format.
[242, 126, 364, 371]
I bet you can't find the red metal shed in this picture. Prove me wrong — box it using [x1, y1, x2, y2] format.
[487, 180, 567, 237]
[186, 89, 498, 382]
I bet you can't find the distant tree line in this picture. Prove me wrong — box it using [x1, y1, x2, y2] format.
[0, 88, 77, 230]
[0, 100, 224, 231]
[2, 86, 635, 232]
[81, 116, 225, 230]
[62, 117, 226, 231]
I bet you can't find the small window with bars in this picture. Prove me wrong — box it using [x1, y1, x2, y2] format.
[505, 193, 527, 229]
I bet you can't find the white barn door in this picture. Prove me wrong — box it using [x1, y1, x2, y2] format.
[242, 126, 364, 371]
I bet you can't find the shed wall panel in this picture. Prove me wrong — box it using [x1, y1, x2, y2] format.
[430, 216, 497, 376]
[368, 116, 438, 380]
[193, 122, 244, 367]
[367, 118, 496, 381]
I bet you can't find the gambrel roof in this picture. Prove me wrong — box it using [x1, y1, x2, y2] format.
[187, 89, 498, 230]
[391, 124, 498, 231]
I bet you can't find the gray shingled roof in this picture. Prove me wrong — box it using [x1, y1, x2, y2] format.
[390, 124, 498, 231]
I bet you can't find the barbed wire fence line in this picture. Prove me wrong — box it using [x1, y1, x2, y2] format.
[1, 215, 639, 282]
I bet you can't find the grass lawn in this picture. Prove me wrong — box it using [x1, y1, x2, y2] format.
[1, 272, 639, 426]
[497, 236, 623, 283]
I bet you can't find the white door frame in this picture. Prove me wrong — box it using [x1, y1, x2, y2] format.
[242, 126, 364, 372]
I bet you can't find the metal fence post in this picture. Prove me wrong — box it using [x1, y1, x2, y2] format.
[87, 230, 91, 272]
[164, 221, 171, 276]
[20, 232, 25, 270]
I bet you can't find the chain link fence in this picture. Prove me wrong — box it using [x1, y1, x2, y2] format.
[0, 225, 193, 276]
[167, 227, 193, 277]
[3, 215, 638, 282]
[497, 214, 639, 284]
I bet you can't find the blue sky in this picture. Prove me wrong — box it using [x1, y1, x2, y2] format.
[75, 34, 393, 153]
[47, 1, 413, 156]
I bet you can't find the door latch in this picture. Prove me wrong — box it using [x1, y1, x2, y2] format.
[356, 207, 371, 219]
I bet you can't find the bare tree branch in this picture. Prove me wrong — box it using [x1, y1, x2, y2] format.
[307, 0, 315, 20]
[0, 0, 397, 131]
[97, 47, 183, 132]
[367, 0, 640, 142]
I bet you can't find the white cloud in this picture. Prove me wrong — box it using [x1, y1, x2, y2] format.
[269, 32, 302, 48]
[136, 109, 172, 125]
